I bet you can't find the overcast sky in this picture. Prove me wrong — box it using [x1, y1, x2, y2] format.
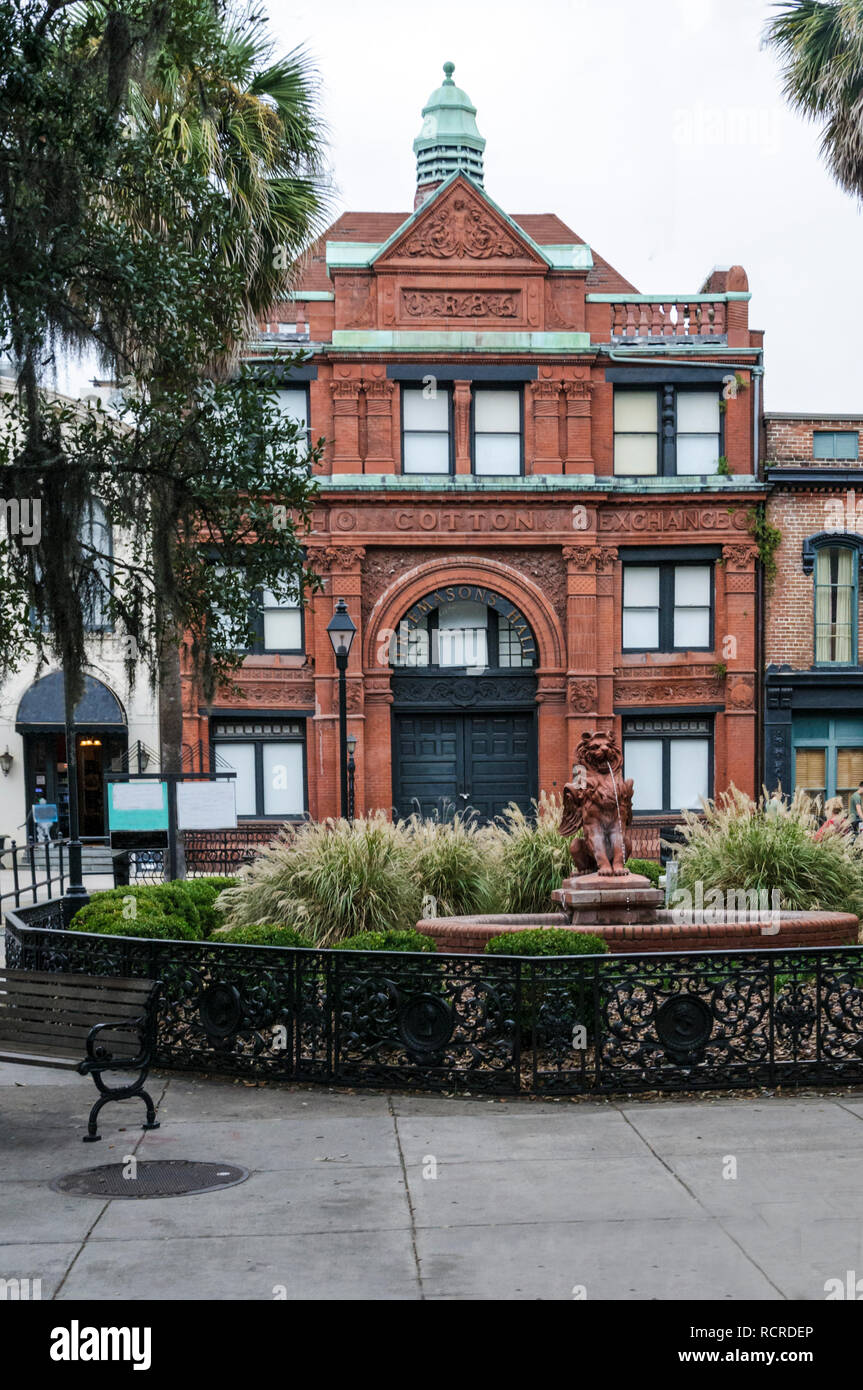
[271, 0, 862, 413]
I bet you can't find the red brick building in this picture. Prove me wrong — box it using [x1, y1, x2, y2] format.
[182, 64, 766, 856]
[764, 414, 863, 807]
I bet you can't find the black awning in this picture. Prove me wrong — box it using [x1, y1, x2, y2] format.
[16, 672, 126, 732]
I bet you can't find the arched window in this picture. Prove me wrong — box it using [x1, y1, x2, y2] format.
[814, 545, 857, 665]
[390, 592, 536, 670]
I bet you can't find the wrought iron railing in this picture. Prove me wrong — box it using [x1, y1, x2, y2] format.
[7, 902, 863, 1096]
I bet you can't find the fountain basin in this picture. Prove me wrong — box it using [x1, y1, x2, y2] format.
[415, 909, 859, 954]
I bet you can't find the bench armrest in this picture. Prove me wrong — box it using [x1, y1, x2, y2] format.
[78, 1015, 151, 1075]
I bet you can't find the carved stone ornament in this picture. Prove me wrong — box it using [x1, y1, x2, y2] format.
[403, 197, 518, 260]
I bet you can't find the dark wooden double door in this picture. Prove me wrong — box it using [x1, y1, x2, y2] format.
[393, 712, 536, 824]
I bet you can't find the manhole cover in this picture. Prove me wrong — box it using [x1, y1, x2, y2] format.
[50, 1160, 249, 1200]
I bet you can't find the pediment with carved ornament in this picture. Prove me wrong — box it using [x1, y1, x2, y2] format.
[375, 179, 546, 268]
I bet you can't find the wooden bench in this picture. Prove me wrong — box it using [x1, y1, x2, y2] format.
[0, 968, 161, 1142]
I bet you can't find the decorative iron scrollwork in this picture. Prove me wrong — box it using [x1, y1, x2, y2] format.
[199, 983, 244, 1040]
[398, 993, 455, 1054]
[655, 994, 714, 1062]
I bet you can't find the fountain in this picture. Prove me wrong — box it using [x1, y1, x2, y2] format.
[415, 731, 858, 954]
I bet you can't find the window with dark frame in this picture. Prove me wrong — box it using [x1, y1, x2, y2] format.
[814, 545, 857, 665]
[471, 387, 522, 476]
[402, 384, 452, 474]
[813, 431, 859, 461]
[210, 718, 306, 819]
[613, 387, 722, 476]
[275, 386, 311, 454]
[623, 716, 713, 813]
[622, 563, 713, 652]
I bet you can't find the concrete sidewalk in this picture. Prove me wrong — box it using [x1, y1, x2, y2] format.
[2, 1063, 863, 1300]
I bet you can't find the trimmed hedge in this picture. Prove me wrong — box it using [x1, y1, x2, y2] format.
[485, 927, 608, 956]
[68, 877, 239, 941]
[333, 929, 437, 953]
[625, 858, 662, 887]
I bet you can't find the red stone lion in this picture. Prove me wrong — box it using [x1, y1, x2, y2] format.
[559, 731, 633, 877]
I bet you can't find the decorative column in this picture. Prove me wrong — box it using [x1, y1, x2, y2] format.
[362, 375, 396, 473]
[721, 542, 759, 798]
[561, 544, 609, 754]
[563, 380, 594, 474]
[529, 378, 563, 473]
[306, 545, 366, 819]
[329, 373, 363, 473]
[453, 380, 472, 475]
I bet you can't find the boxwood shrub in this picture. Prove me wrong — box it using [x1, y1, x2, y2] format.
[485, 928, 608, 956]
[68, 877, 239, 941]
[625, 858, 662, 887]
[333, 929, 437, 953]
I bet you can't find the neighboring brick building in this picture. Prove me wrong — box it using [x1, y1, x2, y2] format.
[764, 414, 863, 807]
[182, 64, 766, 856]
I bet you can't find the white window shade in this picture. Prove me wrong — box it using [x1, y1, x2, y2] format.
[403, 389, 449, 429]
[673, 565, 711, 647]
[624, 567, 660, 606]
[475, 435, 520, 475]
[677, 392, 719, 432]
[677, 436, 719, 475]
[275, 389, 308, 430]
[262, 743, 304, 817]
[403, 433, 450, 474]
[474, 389, 519, 431]
[670, 739, 709, 809]
[216, 743, 256, 817]
[615, 391, 658, 431]
[625, 740, 663, 811]
[263, 607, 302, 650]
[614, 436, 658, 476]
[674, 566, 711, 605]
[676, 392, 720, 474]
[623, 609, 659, 648]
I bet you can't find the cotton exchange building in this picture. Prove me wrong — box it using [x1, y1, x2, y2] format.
[183, 65, 766, 858]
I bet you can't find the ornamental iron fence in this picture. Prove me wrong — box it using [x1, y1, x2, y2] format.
[6, 900, 863, 1097]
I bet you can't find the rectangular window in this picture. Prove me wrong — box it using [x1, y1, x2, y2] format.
[473, 388, 521, 476]
[275, 387, 311, 453]
[402, 387, 451, 474]
[613, 386, 723, 476]
[622, 566, 660, 648]
[623, 563, 712, 652]
[214, 742, 257, 817]
[814, 547, 855, 664]
[675, 391, 721, 475]
[624, 717, 712, 813]
[258, 585, 303, 653]
[813, 431, 859, 461]
[794, 747, 826, 803]
[614, 390, 659, 476]
[836, 747, 863, 811]
[211, 720, 306, 819]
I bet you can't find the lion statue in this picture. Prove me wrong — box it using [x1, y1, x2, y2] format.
[559, 730, 633, 878]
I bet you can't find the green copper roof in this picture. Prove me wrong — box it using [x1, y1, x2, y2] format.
[413, 62, 485, 190]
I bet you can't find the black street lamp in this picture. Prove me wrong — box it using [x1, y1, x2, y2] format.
[62, 668, 89, 925]
[326, 599, 356, 819]
[346, 732, 357, 822]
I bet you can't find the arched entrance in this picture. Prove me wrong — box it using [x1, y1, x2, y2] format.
[388, 583, 539, 822]
[16, 672, 128, 837]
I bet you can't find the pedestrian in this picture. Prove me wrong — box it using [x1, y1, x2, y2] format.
[850, 781, 863, 834]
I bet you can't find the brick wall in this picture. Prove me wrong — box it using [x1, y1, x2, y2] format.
[765, 416, 863, 467]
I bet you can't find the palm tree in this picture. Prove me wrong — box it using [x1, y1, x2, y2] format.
[115, 5, 331, 787]
[127, 6, 330, 338]
[765, 0, 863, 201]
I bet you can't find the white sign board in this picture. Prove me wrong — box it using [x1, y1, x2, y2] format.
[176, 780, 238, 831]
[112, 782, 165, 813]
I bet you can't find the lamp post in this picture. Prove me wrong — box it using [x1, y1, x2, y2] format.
[62, 667, 89, 924]
[346, 733, 357, 822]
[326, 599, 356, 820]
